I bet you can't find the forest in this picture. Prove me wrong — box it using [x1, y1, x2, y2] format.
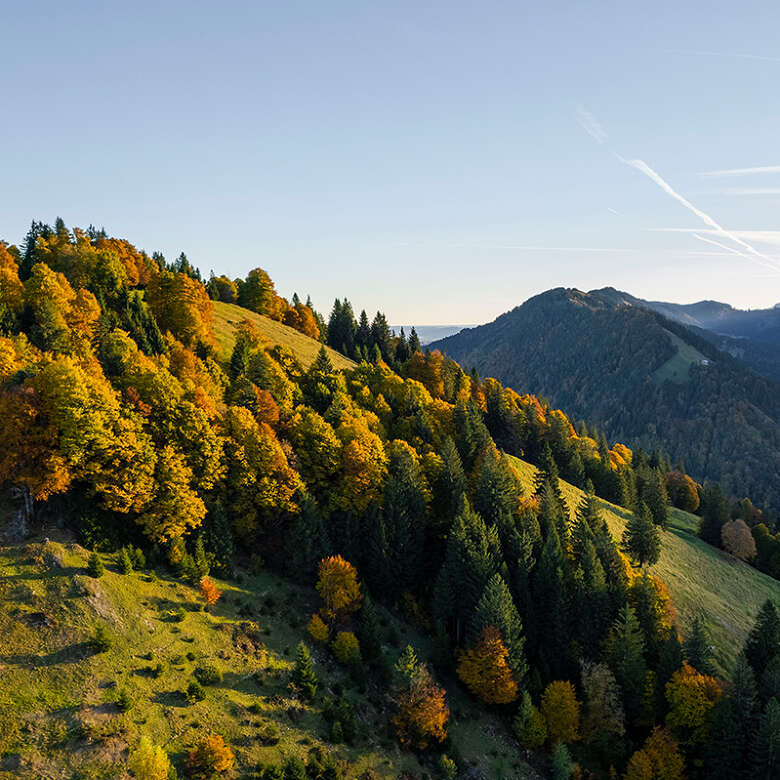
[1, 220, 779, 779]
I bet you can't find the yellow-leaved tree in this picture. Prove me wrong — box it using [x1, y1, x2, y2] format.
[456, 626, 518, 705]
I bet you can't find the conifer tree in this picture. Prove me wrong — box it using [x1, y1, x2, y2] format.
[193, 536, 210, 580]
[359, 593, 382, 664]
[698, 483, 731, 547]
[87, 550, 104, 578]
[292, 641, 318, 701]
[285, 495, 330, 584]
[408, 327, 421, 354]
[432, 437, 467, 531]
[744, 600, 780, 682]
[604, 604, 646, 722]
[204, 500, 235, 577]
[622, 502, 661, 568]
[118, 546, 133, 574]
[751, 697, 780, 778]
[468, 574, 527, 680]
[683, 615, 716, 676]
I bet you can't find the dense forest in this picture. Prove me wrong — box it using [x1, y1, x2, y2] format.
[1, 221, 779, 779]
[430, 287, 780, 516]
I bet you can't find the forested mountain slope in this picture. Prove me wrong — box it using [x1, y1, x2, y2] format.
[430, 287, 780, 513]
[593, 287, 780, 383]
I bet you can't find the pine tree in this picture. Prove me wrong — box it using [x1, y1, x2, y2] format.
[117, 546, 133, 574]
[285, 495, 330, 584]
[193, 536, 210, 580]
[87, 550, 105, 578]
[408, 327, 421, 354]
[683, 615, 716, 675]
[432, 437, 467, 532]
[550, 742, 575, 780]
[751, 697, 780, 779]
[359, 593, 382, 664]
[744, 600, 780, 682]
[468, 574, 527, 680]
[622, 502, 661, 568]
[204, 500, 235, 577]
[698, 483, 731, 547]
[604, 604, 646, 722]
[292, 641, 318, 701]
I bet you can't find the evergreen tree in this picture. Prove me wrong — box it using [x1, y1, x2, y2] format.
[683, 615, 716, 675]
[117, 546, 133, 574]
[356, 309, 371, 353]
[359, 593, 382, 664]
[453, 398, 492, 470]
[751, 697, 780, 779]
[699, 483, 731, 547]
[204, 501, 235, 577]
[621, 502, 661, 568]
[744, 600, 780, 682]
[468, 573, 527, 680]
[395, 327, 409, 364]
[408, 327, 421, 354]
[193, 536, 210, 580]
[643, 468, 669, 528]
[285, 495, 330, 584]
[292, 641, 318, 701]
[604, 604, 646, 722]
[87, 551, 105, 578]
[370, 311, 394, 363]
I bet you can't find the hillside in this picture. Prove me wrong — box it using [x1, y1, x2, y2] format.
[593, 287, 780, 383]
[0, 538, 537, 780]
[507, 456, 780, 672]
[212, 301, 354, 370]
[430, 287, 780, 513]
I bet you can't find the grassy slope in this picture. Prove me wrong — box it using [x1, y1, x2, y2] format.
[508, 455, 780, 672]
[651, 329, 707, 385]
[212, 301, 354, 370]
[0, 540, 538, 780]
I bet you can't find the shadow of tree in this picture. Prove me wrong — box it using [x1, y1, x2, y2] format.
[0, 640, 93, 668]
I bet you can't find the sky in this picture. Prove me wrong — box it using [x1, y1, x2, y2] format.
[2, 1, 780, 324]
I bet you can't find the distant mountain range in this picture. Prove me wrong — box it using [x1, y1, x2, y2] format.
[392, 324, 473, 344]
[430, 288, 780, 512]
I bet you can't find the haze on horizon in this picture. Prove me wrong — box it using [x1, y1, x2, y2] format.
[2, 1, 779, 325]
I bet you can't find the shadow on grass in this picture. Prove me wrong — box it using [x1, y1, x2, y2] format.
[150, 689, 188, 707]
[0, 640, 93, 667]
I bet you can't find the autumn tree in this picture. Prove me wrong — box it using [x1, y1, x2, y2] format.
[665, 663, 722, 744]
[316, 555, 362, 622]
[457, 626, 518, 705]
[186, 733, 235, 778]
[145, 269, 215, 348]
[200, 576, 221, 607]
[580, 660, 625, 743]
[541, 681, 580, 745]
[128, 737, 171, 780]
[392, 654, 449, 750]
[721, 518, 757, 561]
[624, 727, 685, 780]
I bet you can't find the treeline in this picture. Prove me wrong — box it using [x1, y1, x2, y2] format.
[1, 220, 779, 778]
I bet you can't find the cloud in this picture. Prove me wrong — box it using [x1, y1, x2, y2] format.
[620, 156, 780, 272]
[715, 187, 780, 196]
[699, 165, 780, 177]
[576, 105, 607, 144]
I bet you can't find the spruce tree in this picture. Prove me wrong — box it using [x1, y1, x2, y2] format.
[408, 327, 421, 354]
[604, 604, 646, 722]
[193, 536, 210, 580]
[292, 641, 318, 701]
[744, 600, 780, 682]
[468, 573, 527, 681]
[117, 547, 133, 575]
[204, 500, 235, 577]
[359, 593, 382, 664]
[87, 551, 104, 578]
[683, 615, 716, 675]
[621, 502, 661, 568]
[699, 483, 730, 547]
[751, 697, 780, 779]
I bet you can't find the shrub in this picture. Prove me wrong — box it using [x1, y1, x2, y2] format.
[130, 546, 147, 570]
[194, 663, 223, 685]
[332, 631, 361, 665]
[257, 721, 280, 746]
[200, 577, 221, 607]
[186, 679, 206, 703]
[186, 733, 234, 777]
[262, 766, 284, 780]
[438, 754, 457, 779]
[171, 607, 187, 623]
[307, 613, 329, 643]
[91, 624, 113, 653]
[283, 755, 306, 780]
[86, 551, 104, 578]
[116, 688, 132, 712]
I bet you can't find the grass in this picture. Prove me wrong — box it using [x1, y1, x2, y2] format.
[652, 329, 707, 385]
[507, 455, 780, 673]
[0, 538, 538, 779]
[212, 301, 354, 370]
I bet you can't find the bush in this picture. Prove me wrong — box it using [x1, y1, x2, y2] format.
[194, 663, 223, 685]
[438, 754, 457, 779]
[186, 679, 206, 703]
[261, 766, 284, 780]
[130, 546, 147, 570]
[91, 624, 113, 653]
[170, 607, 187, 623]
[86, 551, 104, 578]
[332, 631, 361, 665]
[128, 736, 172, 780]
[257, 721, 280, 746]
[115, 688, 132, 712]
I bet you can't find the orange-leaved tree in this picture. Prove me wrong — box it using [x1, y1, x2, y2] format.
[624, 726, 685, 780]
[186, 733, 234, 778]
[456, 626, 518, 705]
[200, 577, 221, 607]
[665, 662, 722, 744]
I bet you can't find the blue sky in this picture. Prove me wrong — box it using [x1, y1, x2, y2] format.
[2, 1, 780, 323]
